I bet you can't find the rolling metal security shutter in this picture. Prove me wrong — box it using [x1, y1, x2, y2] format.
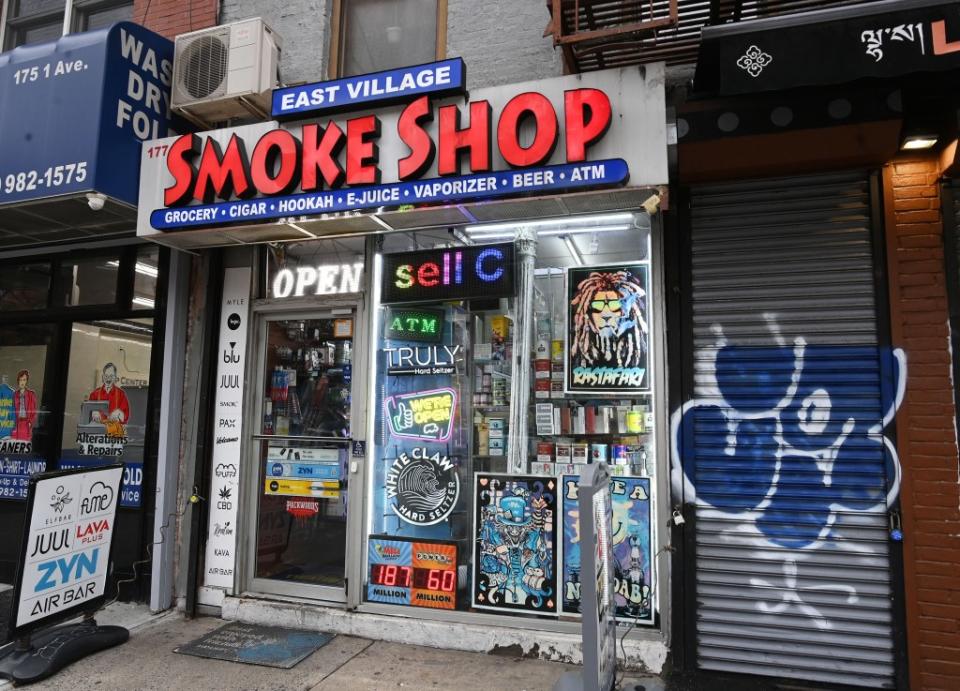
[685, 171, 896, 687]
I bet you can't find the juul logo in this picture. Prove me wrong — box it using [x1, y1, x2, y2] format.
[223, 342, 240, 363]
[30, 528, 70, 557]
[220, 375, 240, 389]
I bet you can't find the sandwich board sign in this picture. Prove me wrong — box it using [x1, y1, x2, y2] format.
[0, 465, 126, 685]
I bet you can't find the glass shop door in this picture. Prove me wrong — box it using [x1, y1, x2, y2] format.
[247, 307, 361, 602]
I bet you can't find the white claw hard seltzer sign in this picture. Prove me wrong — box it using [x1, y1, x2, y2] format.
[14, 465, 123, 633]
[204, 267, 251, 590]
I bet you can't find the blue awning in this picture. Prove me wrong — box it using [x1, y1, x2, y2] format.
[0, 22, 175, 248]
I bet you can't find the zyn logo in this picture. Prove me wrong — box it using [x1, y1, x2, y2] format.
[34, 548, 99, 592]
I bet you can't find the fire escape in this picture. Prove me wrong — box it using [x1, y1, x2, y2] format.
[544, 0, 876, 73]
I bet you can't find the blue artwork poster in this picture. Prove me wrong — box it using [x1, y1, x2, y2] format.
[561, 475, 653, 623]
[472, 473, 558, 615]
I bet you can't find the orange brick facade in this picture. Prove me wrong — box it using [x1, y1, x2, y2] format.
[133, 0, 218, 40]
[883, 156, 960, 691]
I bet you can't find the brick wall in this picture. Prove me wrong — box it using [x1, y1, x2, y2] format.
[883, 155, 960, 691]
[133, 0, 218, 39]
[446, 0, 563, 88]
[220, 0, 332, 86]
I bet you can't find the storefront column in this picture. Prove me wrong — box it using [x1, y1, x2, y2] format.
[150, 248, 191, 611]
[507, 227, 537, 474]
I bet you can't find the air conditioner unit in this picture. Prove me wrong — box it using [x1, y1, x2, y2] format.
[171, 18, 282, 126]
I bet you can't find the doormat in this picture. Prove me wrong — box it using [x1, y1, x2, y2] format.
[175, 622, 334, 669]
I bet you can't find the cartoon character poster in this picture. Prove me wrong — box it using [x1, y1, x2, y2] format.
[472, 473, 558, 615]
[566, 263, 650, 394]
[561, 475, 653, 623]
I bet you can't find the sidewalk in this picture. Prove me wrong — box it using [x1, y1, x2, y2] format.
[14, 612, 640, 691]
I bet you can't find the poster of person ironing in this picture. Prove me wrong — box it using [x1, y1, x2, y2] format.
[566, 263, 650, 394]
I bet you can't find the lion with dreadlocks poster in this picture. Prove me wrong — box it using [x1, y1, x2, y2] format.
[566, 264, 650, 394]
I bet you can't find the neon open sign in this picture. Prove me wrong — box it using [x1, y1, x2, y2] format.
[381, 243, 515, 304]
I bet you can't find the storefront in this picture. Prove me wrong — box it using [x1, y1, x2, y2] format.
[138, 61, 671, 665]
[0, 22, 179, 605]
[669, 1, 960, 687]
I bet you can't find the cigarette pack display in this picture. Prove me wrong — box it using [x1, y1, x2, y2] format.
[534, 359, 551, 379]
[555, 443, 571, 464]
[535, 379, 551, 399]
[551, 380, 564, 398]
[571, 444, 588, 464]
[537, 441, 554, 463]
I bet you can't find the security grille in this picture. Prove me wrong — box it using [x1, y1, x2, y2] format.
[680, 171, 898, 687]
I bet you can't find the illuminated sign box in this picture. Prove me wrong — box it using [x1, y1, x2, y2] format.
[385, 307, 445, 343]
[366, 535, 458, 610]
[381, 242, 515, 305]
[272, 58, 466, 119]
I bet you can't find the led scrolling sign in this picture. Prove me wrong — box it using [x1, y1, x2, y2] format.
[380, 243, 515, 304]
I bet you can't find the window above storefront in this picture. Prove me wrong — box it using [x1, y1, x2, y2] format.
[1, 0, 133, 50]
[333, 0, 445, 78]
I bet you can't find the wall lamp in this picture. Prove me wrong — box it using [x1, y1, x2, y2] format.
[901, 134, 939, 151]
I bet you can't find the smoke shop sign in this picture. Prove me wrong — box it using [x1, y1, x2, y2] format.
[137, 65, 667, 236]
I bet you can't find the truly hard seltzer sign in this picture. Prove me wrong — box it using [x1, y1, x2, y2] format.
[204, 267, 251, 590]
[12, 465, 123, 634]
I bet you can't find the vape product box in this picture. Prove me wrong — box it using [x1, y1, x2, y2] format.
[532, 461, 555, 475]
[571, 444, 589, 464]
[555, 443, 572, 464]
[537, 441, 554, 463]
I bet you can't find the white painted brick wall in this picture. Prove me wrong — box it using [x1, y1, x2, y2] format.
[220, 0, 334, 86]
[446, 0, 564, 88]
[218, 0, 562, 89]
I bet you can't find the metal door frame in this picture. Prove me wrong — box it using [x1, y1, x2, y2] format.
[239, 293, 369, 606]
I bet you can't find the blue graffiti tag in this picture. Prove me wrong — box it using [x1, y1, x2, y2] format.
[672, 339, 905, 549]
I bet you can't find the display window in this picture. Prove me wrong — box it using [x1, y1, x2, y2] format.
[0, 245, 166, 592]
[361, 212, 660, 625]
